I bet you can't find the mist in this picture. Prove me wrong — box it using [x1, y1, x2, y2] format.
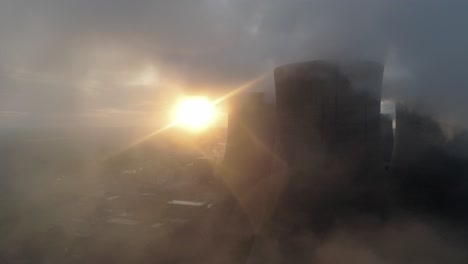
[1, 0, 468, 127]
[1, 0, 468, 263]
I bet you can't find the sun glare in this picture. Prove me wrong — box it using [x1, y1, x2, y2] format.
[172, 97, 218, 132]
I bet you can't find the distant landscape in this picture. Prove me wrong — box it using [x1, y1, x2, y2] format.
[1, 109, 468, 263]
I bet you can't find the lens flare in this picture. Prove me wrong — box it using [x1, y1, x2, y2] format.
[172, 97, 217, 132]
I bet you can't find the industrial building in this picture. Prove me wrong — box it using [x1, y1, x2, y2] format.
[274, 60, 384, 179]
[222, 92, 276, 229]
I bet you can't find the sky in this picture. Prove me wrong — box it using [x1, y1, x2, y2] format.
[1, 0, 467, 128]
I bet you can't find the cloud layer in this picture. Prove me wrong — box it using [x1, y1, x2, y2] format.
[1, 0, 468, 127]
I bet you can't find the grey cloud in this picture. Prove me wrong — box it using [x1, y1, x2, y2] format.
[1, 0, 468, 126]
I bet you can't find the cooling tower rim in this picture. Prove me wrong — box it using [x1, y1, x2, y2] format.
[274, 60, 383, 73]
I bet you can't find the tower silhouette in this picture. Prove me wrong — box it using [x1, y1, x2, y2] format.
[274, 60, 383, 183]
[222, 92, 276, 230]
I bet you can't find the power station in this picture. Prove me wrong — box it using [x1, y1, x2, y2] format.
[274, 60, 384, 178]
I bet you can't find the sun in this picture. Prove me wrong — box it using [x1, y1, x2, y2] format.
[171, 97, 218, 132]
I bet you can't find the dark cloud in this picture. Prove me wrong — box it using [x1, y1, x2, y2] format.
[1, 0, 468, 126]
[382, 0, 468, 118]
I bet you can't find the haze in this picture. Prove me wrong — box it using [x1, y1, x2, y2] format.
[1, 0, 468, 128]
[1, 1, 468, 263]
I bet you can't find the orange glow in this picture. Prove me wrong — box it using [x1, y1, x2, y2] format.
[171, 97, 218, 132]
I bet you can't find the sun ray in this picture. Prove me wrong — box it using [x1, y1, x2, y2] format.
[172, 97, 218, 131]
[212, 73, 267, 105]
[103, 72, 267, 161]
[101, 122, 175, 161]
